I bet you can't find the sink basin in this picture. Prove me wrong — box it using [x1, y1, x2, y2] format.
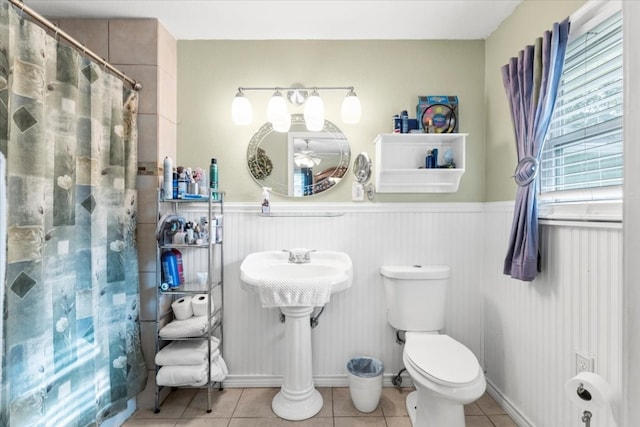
[239, 250, 353, 420]
[240, 250, 353, 307]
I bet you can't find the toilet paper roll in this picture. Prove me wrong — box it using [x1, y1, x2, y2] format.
[171, 296, 194, 320]
[564, 372, 614, 410]
[191, 294, 212, 317]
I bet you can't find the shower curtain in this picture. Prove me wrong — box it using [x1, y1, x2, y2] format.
[0, 1, 147, 425]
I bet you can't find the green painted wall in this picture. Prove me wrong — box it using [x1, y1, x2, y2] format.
[176, 1, 587, 203]
[177, 40, 485, 203]
[484, 0, 586, 202]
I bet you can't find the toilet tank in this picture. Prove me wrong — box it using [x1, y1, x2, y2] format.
[380, 265, 450, 332]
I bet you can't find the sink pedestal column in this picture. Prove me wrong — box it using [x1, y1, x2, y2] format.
[272, 306, 323, 420]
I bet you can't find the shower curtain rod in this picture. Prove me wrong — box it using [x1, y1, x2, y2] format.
[8, 0, 143, 91]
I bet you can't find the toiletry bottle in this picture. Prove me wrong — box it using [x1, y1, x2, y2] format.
[261, 187, 271, 215]
[432, 148, 439, 168]
[401, 110, 409, 133]
[426, 118, 436, 134]
[171, 248, 185, 285]
[426, 150, 434, 169]
[177, 171, 187, 199]
[172, 171, 179, 199]
[163, 156, 173, 199]
[393, 115, 401, 133]
[209, 158, 219, 200]
[161, 250, 179, 288]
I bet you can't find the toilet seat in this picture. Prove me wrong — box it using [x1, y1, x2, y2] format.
[404, 332, 481, 388]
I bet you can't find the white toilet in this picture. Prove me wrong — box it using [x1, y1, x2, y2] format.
[380, 265, 486, 427]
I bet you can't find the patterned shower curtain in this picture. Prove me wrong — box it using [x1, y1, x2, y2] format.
[0, 1, 147, 425]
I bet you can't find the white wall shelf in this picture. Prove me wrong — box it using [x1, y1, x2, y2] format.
[374, 133, 467, 193]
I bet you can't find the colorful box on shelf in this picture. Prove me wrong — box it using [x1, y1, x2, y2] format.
[416, 95, 459, 133]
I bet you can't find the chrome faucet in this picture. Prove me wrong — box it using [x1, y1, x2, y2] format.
[283, 248, 316, 264]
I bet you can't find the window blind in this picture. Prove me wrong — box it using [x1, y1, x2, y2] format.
[539, 10, 623, 202]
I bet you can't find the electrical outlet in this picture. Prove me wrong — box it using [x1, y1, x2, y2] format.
[576, 352, 595, 374]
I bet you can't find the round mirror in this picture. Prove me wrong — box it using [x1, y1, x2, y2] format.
[247, 114, 351, 197]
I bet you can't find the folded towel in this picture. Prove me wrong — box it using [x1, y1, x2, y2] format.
[190, 350, 229, 386]
[157, 348, 229, 387]
[155, 337, 220, 366]
[158, 315, 215, 339]
[258, 278, 331, 308]
[156, 364, 207, 387]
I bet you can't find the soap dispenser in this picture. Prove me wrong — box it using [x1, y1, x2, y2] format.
[261, 187, 271, 215]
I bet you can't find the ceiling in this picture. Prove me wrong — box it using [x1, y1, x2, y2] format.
[26, 0, 523, 40]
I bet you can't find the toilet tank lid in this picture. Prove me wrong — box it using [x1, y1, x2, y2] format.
[380, 265, 450, 279]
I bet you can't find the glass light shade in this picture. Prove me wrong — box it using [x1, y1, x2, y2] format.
[267, 91, 289, 125]
[231, 92, 252, 125]
[341, 90, 362, 124]
[304, 91, 325, 132]
[272, 112, 291, 133]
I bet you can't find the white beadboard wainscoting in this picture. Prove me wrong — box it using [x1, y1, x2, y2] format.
[217, 202, 485, 387]
[483, 202, 623, 427]
[162, 201, 624, 427]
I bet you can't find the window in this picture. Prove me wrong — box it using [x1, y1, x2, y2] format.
[539, 5, 622, 205]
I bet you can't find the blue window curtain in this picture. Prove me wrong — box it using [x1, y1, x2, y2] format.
[502, 18, 570, 281]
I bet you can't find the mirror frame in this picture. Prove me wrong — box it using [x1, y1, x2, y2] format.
[246, 114, 351, 197]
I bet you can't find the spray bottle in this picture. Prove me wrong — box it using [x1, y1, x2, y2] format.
[261, 187, 271, 215]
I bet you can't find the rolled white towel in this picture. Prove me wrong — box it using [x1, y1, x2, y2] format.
[155, 337, 220, 366]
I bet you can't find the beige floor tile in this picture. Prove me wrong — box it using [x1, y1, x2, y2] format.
[489, 414, 519, 427]
[176, 419, 230, 427]
[464, 415, 495, 427]
[229, 418, 283, 427]
[233, 388, 280, 418]
[281, 417, 334, 427]
[384, 416, 411, 427]
[476, 392, 507, 415]
[183, 388, 243, 418]
[332, 387, 383, 417]
[122, 418, 177, 426]
[464, 402, 484, 416]
[133, 388, 198, 419]
[333, 417, 387, 427]
[315, 387, 333, 418]
[380, 387, 413, 417]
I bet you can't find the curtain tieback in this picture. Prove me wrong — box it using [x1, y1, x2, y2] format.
[513, 156, 539, 187]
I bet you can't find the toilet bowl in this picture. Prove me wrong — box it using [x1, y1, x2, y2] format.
[380, 265, 486, 427]
[403, 332, 485, 427]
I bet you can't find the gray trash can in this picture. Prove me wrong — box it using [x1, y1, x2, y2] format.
[347, 357, 384, 413]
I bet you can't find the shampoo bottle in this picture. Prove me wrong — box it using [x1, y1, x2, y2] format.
[261, 187, 271, 215]
[209, 158, 219, 200]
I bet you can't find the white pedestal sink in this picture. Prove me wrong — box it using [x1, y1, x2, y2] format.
[240, 250, 353, 420]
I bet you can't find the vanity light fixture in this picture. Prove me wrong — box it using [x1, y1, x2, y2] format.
[231, 90, 252, 126]
[231, 85, 361, 132]
[304, 89, 325, 132]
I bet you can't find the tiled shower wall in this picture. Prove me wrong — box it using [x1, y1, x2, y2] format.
[57, 17, 178, 403]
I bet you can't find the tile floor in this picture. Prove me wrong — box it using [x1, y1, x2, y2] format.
[124, 387, 518, 427]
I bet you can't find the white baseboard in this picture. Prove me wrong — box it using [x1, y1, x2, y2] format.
[486, 379, 533, 427]
[221, 373, 414, 389]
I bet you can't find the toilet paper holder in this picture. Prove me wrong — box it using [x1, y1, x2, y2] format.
[577, 383, 592, 402]
[574, 383, 593, 426]
[565, 372, 613, 427]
